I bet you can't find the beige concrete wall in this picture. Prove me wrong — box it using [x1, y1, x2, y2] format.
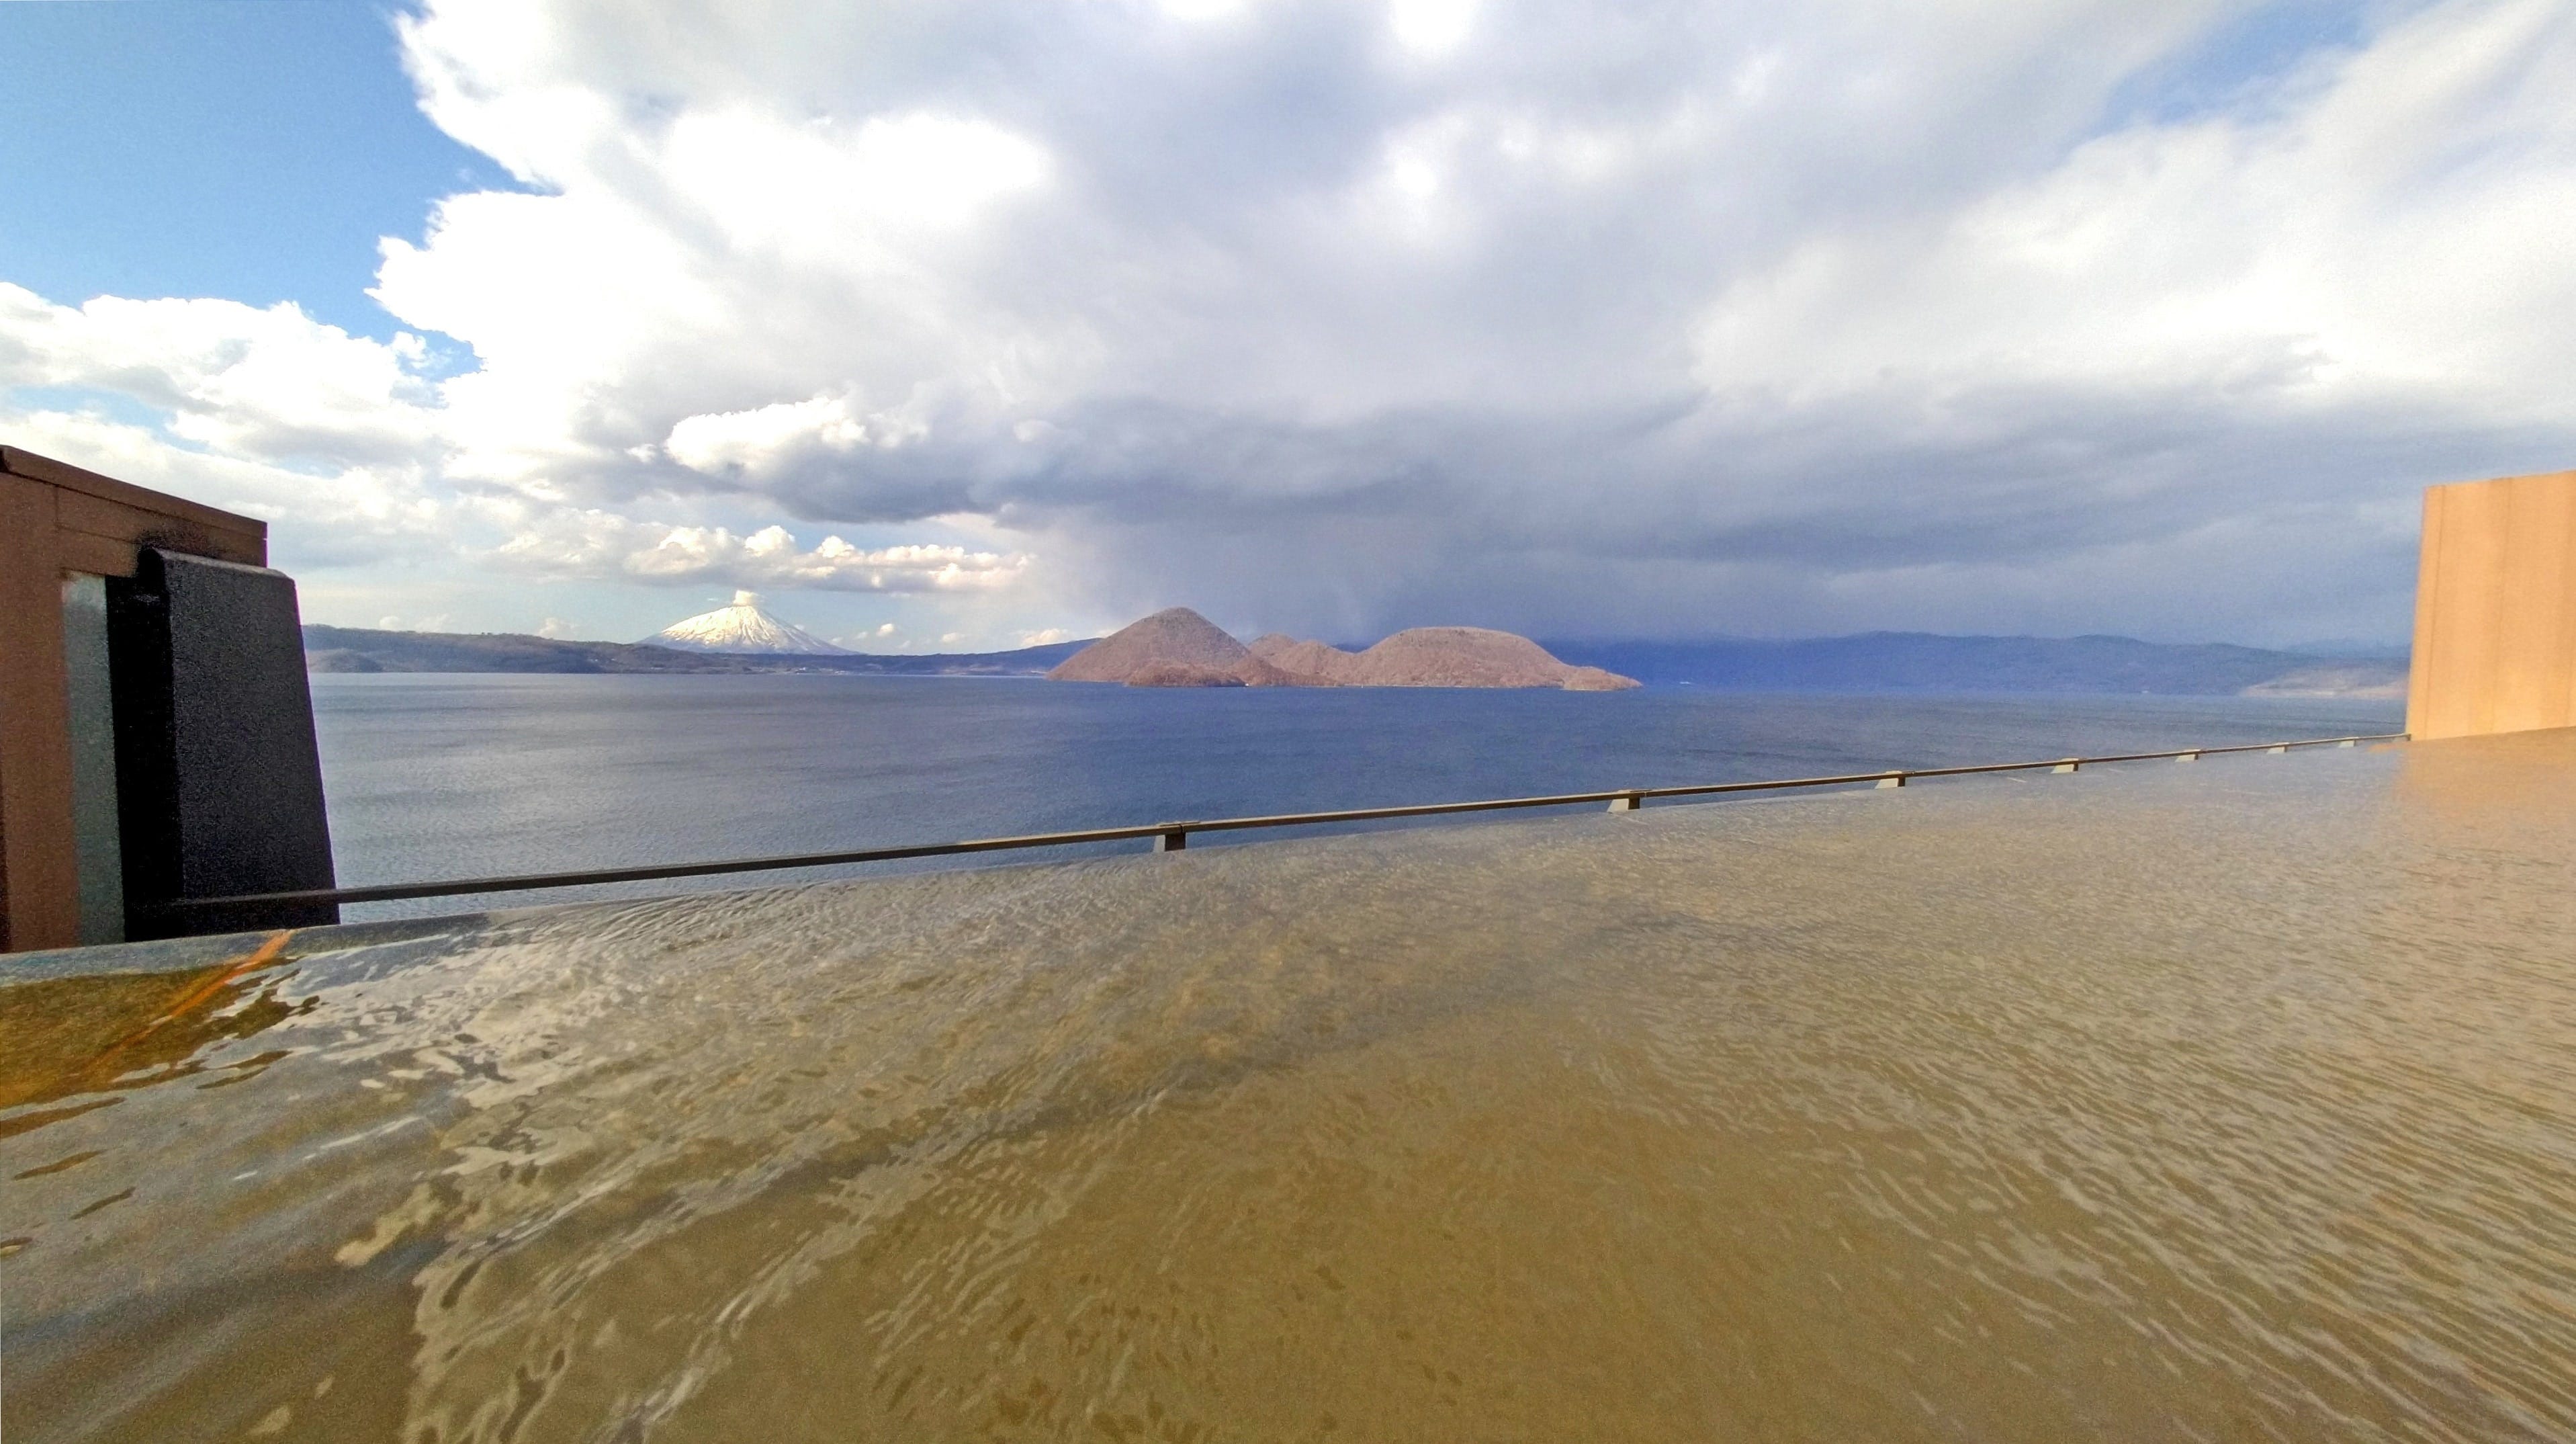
[2407, 469, 2576, 740]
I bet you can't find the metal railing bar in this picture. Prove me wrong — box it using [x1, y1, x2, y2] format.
[148, 731, 2403, 916]
[152, 823, 1196, 909]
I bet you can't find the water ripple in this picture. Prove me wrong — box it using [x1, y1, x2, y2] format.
[3, 737, 2573, 1441]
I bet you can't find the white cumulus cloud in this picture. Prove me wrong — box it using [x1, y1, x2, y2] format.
[6, 0, 2573, 647]
[0, 283, 441, 464]
[664, 396, 881, 480]
[491, 511, 1028, 592]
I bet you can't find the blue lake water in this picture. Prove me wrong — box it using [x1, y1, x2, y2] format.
[308, 675, 2403, 919]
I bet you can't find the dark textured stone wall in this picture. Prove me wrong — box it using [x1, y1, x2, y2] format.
[110, 550, 337, 938]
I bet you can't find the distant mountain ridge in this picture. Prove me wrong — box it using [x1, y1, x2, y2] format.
[1544, 633, 2405, 697]
[303, 625, 1086, 676]
[302, 622, 2405, 696]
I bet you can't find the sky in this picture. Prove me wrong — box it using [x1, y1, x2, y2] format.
[2, 0, 2569, 652]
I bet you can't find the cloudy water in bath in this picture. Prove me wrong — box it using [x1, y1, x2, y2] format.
[5, 736, 2573, 1442]
[308, 674, 2400, 914]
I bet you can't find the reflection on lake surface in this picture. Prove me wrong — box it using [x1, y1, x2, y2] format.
[4, 734, 2573, 1442]
[308, 675, 2403, 918]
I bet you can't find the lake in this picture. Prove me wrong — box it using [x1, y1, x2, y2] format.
[309, 675, 2403, 917]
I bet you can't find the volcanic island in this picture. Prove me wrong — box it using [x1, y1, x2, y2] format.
[1047, 608, 1640, 690]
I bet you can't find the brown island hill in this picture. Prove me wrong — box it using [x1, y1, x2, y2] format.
[1047, 608, 1640, 690]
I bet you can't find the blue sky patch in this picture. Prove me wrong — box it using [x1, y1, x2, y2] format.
[0, 1, 515, 340]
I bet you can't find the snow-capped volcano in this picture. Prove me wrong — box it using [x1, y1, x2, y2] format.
[648, 591, 850, 655]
